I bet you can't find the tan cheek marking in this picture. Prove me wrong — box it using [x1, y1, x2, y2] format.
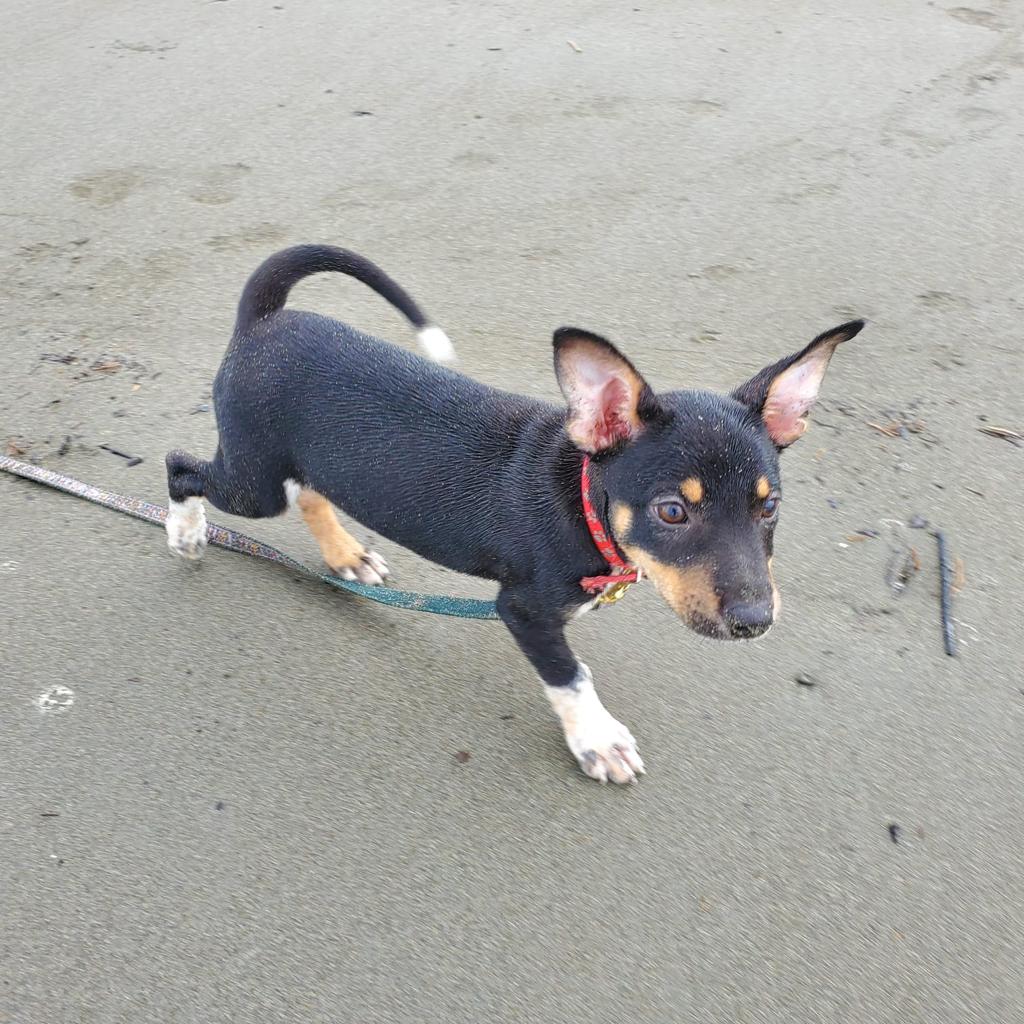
[756, 476, 771, 499]
[610, 502, 633, 542]
[621, 545, 719, 621]
[680, 477, 704, 504]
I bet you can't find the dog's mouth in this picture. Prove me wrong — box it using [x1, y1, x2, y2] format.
[684, 611, 730, 640]
[681, 610, 775, 641]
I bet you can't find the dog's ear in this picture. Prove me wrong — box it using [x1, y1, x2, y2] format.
[554, 328, 665, 453]
[732, 319, 865, 448]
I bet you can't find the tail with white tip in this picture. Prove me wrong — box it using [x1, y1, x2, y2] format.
[415, 325, 456, 362]
[236, 244, 456, 362]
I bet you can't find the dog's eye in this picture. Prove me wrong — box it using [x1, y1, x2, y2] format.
[656, 501, 688, 525]
[760, 496, 780, 519]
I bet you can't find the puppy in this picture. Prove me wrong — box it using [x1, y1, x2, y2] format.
[167, 244, 863, 783]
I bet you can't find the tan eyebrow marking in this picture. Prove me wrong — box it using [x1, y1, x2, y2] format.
[680, 477, 704, 504]
[756, 476, 771, 499]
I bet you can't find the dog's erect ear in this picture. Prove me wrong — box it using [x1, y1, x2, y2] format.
[554, 328, 665, 453]
[732, 319, 865, 448]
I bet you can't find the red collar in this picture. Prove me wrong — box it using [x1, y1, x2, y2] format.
[579, 454, 641, 598]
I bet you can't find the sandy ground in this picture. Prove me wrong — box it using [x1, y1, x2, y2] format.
[2, 2, 1023, 1021]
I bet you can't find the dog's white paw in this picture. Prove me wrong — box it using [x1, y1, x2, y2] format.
[567, 714, 644, 784]
[336, 549, 389, 586]
[546, 665, 645, 785]
[166, 497, 207, 560]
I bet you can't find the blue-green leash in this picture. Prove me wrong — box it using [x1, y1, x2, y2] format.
[0, 455, 500, 620]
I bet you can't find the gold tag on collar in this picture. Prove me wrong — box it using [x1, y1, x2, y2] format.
[597, 579, 634, 605]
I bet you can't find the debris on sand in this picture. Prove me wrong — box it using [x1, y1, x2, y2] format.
[952, 556, 966, 595]
[40, 350, 147, 385]
[978, 425, 1022, 447]
[40, 351, 80, 365]
[99, 443, 143, 467]
[867, 417, 926, 439]
[934, 531, 957, 657]
[89, 358, 123, 374]
[867, 420, 901, 438]
[884, 524, 919, 596]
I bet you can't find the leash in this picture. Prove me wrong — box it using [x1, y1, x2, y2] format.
[0, 455, 500, 620]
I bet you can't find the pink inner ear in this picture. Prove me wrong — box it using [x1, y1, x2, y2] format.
[762, 357, 828, 445]
[569, 374, 637, 452]
[590, 378, 634, 450]
[560, 337, 646, 452]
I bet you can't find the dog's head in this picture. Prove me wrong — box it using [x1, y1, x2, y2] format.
[555, 319, 864, 639]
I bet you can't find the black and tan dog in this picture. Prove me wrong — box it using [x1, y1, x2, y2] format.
[166, 245, 863, 784]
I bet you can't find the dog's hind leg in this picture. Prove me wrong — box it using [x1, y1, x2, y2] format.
[165, 450, 211, 560]
[165, 448, 288, 560]
[288, 485, 389, 585]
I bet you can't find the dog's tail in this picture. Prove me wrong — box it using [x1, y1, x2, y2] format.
[235, 244, 456, 362]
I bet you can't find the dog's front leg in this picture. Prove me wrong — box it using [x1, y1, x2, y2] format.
[497, 589, 644, 784]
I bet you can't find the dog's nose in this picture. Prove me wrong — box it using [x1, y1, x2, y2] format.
[722, 599, 774, 639]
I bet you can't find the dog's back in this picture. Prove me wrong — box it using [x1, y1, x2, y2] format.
[218, 307, 551, 573]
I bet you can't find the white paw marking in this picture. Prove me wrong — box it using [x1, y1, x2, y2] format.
[283, 478, 302, 509]
[35, 685, 74, 712]
[338, 549, 390, 586]
[166, 497, 207, 560]
[416, 325, 456, 363]
[545, 664, 644, 784]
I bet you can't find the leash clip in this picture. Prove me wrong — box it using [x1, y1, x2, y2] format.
[597, 578, 633, 605]
[597, 566, 642, 605]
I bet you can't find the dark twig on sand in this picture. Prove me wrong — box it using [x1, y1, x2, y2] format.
[934, 530, 956, 657]
[99, 444, 143, 468]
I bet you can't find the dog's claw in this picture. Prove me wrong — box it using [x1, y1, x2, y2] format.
[361, 550, 390, 583]
[333, 549, 389, 586]
[355, 550, 389, 585]
[615, 741, 645, 776]
[572, 726, 643, 785]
